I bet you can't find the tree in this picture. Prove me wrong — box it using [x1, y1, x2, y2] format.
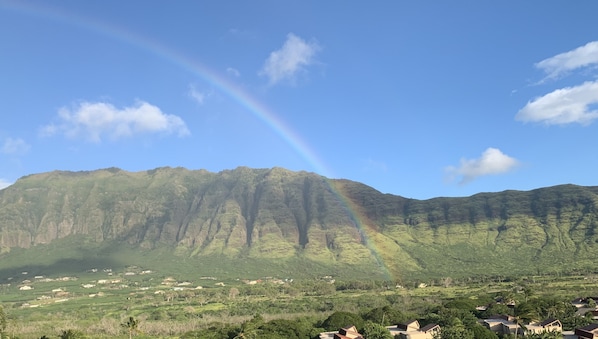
[362, 321, 392, 339]
[424, 307, 478, 329]
[522, 286, 534, 302]
[470, 324, 499, 339]
[321, 311, 364, 331]
[229, 287, 240, 299]
[234, 314, 264, 339]
[58, 329, 85, 339]
[362, 306, 405, 326]
[433, 319, 474, 339]
[443, 298, 478, 312]
[441, 276, 453, 288]
[513, 302, 536, 339]
[479, 302, 511, 319]
[121, 316, 140, 339]
[258, 318, 316, 339]
[181, 324, 238, 339]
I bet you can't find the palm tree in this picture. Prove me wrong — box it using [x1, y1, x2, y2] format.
[121, 316, 140, 339]
[513, 302, 536, 339]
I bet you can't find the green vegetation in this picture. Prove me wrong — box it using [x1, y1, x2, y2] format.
[58, 329, 86, 339]
[0, 267, 596, 338]
[1, 167, 598, 282]
[362, 321, 393, 339]
[2, 167, 598, 336]
[121, 317, 140, 339]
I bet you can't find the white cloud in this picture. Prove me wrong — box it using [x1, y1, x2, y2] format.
[535, 41, 598, 80]
[1, 137, 30, 155]
[188, 85, 209, 105]
[0, 178, 12, 190]
[259, 33, 320, 85]
[516, 81, 598, 125]
[41, 101, 190, 143]
[226, 67, 240, 77]
[446, 148, 519, 185]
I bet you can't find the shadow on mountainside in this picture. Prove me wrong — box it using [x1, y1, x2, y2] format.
[0, 257, 122, 281]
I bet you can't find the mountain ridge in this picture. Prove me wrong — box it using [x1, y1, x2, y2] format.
[1, 166, 597, 281]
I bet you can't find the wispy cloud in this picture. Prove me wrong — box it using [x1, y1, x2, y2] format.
[188, 85, 211, 105]
[228, 28, 256, 40]
[516, 81, 598, 125]
[446, 148, 519, 185]
[362, 158, 388, 173]
[226, 67, 240, 77]
[1, 137, 30, 155]
[259, 33, 320, 85]
[41, 101, 190, 143]
[535, 41, 598, 81]
[0, 178, 12, 190]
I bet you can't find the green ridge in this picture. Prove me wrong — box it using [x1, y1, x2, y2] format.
[1, 167, 597, 281]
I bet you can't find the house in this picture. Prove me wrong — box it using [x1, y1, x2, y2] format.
[389, 320, 440, 339]
[572, 298, 587, 308]
[526, 318, 562, 335]
[538, 318, 562, 332]
[482, 315, 521, 336]
[419, 324, 441, 337]
[396, 320, 421, 332]
[575, 323, 598, 339]
[334, 325, 363, 339]
[319, 325, 364, 339]
[319, 331, 337, 339]
[573, 297, 598, 307]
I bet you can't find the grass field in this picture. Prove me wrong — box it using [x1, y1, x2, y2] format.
[2, 260, 598, 338]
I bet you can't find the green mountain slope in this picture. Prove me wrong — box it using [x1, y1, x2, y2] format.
[337, 180, 598, 279]
[1, 166, 597, 281]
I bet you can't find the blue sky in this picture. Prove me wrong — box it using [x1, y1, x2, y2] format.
[1, 1, 598, 200]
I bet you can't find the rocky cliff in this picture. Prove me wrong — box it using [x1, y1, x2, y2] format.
[1, 166, 598, 280]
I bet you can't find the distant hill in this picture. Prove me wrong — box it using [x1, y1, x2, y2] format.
[1, 166, 597, 281]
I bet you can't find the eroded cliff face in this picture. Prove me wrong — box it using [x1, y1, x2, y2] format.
[2, 166, 598, 278]
[337, 179, 598, 276]
[0, 167, 371, 265]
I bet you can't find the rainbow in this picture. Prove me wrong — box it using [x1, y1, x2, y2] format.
[1, 0, 330, 177]
[2, 0, 396, 280]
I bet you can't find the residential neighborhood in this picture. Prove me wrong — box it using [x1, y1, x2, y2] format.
[319, 295, 598, 339]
